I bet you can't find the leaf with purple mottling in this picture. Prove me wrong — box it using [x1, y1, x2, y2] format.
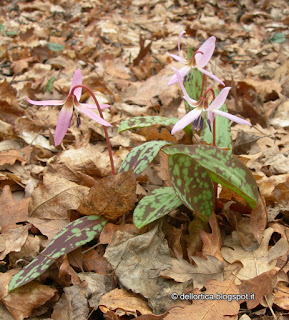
[8, 216, 107, 291]
[119, 140, 173, 176]
[168, 153, 214, 217]
[163, 144, 259, 208]
[133, 187, 182, 228]
[118, 116, 178, 133]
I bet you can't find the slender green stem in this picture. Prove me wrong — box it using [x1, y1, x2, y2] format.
[71, 84, 116, 175]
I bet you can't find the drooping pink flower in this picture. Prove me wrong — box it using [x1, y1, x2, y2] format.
[171, 68, 251, 135]
[168, 31, 225, 86]
[27, 69, 111, 146]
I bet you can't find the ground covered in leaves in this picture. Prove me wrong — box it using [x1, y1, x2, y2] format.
[0, 0, 289, 319]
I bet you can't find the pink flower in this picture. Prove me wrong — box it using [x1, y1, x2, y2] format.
[27, 69, 111, 146]
[171, 68, 251, 135]
[168, 31, 225, 86]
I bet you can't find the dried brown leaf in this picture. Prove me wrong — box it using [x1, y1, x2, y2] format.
[78, 171, 136, 220]
[221, 228, 288, 281]
[99, 288, 152, 317]
[0, 185, 29, 230]
[164, 280, 240, 320]
[29, 173, 89, 219]
[238, 269, 277, 309]
[2, 282, 57, 320]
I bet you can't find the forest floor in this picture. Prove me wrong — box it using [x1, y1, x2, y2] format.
[0, 0, 289, 319]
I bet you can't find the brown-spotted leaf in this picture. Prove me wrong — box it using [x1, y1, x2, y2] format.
[78, 171, 136, 220]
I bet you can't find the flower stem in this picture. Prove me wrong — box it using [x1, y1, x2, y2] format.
[213, 117, 218, 211]
[71, 84, 116, 175]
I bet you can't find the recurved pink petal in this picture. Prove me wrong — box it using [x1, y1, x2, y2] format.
[171, 108, 202, 135]
[75, 102, 111, 127]
[198, 68, 225, 86]
[171, 67, 199, 107]
[177, 31, 186, 56]
[168, 65, 191, 86]
[207, 87, 231, 111]
[54, 105, 73, 146]
[195, 36, 216, 67]
[169, 53, 186, 63]
[70, 68, 82, 101]
[27, 97, 65, 106]
[212, 109, 251, 125]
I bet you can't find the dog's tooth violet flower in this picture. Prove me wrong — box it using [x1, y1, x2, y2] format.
[168, 31, 225, 86]
[27, 69, 111, 146]
[171, 68, 251, 135]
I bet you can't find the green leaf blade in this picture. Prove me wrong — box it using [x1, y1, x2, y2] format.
[118, 116, 178, 133]
[8, 216, 107, 291]
[163, 144, 259, 208]
[168, 154, 214, 217]
[201, 89, 232, 150]
[133, 187, 182, 228]
[119, 140, 173, 176]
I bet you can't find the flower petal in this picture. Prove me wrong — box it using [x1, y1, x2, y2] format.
[168, 65, 191, 86]
[54, 105, 73, 146]
[198, 68, 225, 86]
[69, 68, 82, 101]
[27, 97, 65, 106]
[81, 103, 111, 110]
[169, 53, 186, 63]
[171, 108, 202, 135]
[171, 67, 199, 107]
[207, 87, 231, 111]
[177, 31, 186, 57]
[75, 102, 111, 127]
[212, 109, 251, 125]
[195, 36, 216, 67]
[207, 110, 215, 124]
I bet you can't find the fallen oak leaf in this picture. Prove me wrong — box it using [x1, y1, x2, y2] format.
[78, 170, 136, 220]
[99, 288, 153, 317]
[0, 150, 26, 166]
[238, 269, 277, 309]
[164, 279, 240, 320]
[200, 213, 223, 261]
[221, 227, 288, 280]
[0, 185, 29, 230]
[160, 255, 224, 289]
[3, 282, 57, 320]
[28, 173, 89, 219]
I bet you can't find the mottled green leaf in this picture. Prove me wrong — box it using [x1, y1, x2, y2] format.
[0, 24, 5, 32]
[118, 140, 173, 176]
[168, 154, 214, 217]
[133, 187, 182, 228]
[8, 216, 107, 291]
[47, 42, 65, 52]
[118, 116, 178, 133]
[163, 144, 259, 208]
[183, 48, 203, 113]
[201, 89, 232, 150]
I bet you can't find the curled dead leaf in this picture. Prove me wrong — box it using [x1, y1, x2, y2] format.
[78, 171, 136, 220]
